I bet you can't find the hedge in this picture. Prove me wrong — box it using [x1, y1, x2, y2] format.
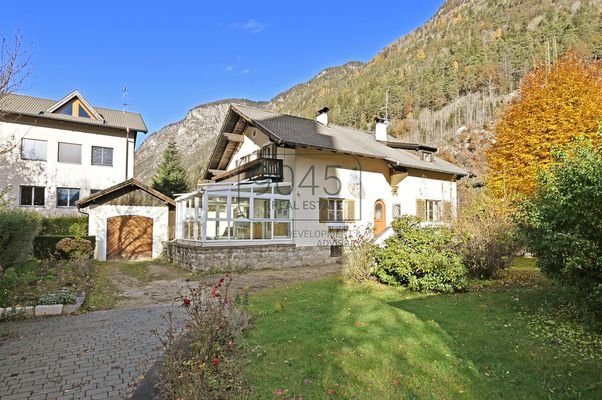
[0, 210, 42, 267]
[39, 215, 88, 236]
[34, 235, 96, 259]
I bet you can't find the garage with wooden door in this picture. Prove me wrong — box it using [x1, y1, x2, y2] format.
[77, 179, 175, 261]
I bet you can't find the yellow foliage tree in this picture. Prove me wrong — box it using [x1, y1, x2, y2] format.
[487, 50, 602, 197]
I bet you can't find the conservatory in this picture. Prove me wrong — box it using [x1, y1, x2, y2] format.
[175, 181, 293, 245]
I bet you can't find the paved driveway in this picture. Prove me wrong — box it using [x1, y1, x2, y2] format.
[0, 306, 183, 400]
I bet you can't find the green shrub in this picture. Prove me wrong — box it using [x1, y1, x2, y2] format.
[39, 215, 88, 235]
[516, 136, 602, 310]
[0, 210, 42, 267]
[375, 215, 467, 293]
[452, 186, 519, 278]
[34, 235, 96, 259]
[0, 267, 19, 307]
[38, 287, 76, 305]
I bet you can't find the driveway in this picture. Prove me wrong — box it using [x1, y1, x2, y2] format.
[0, 306, 184, 399]
[0, 262, 343, 399]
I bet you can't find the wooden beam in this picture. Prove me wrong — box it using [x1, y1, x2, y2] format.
[224, 133, 244, 142]
[209, 169, 225, 176]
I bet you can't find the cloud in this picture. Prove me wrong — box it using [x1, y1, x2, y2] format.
[241, 68, 251, 75]
[231, 19, 268, 34]
[225, 65, 235, 72]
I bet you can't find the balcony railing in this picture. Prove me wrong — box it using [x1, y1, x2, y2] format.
[215, 157, 283, 182]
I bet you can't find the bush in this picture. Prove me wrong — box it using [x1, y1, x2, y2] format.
[375, 215, 467, 293]
[34, 235, 96, 259]
[38, 287, 76, 305]
[158, 276, 251, 399]
[452, 185, 519, 278]
[516, 136, 602, 310]
[343, 225, 377, 282]
[55, 237, 94, 260]
[0, 267, 19, 307]
[39, 215, 88, 236]
[0, 210, 42, 267]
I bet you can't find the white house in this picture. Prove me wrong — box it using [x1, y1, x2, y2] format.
[0, 90, 147, 214]
[167, 105, 467, 272]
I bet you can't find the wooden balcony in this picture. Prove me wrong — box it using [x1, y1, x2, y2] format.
[213, 157, 283, 182]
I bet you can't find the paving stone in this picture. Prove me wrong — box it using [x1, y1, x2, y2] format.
[0, 305, 184, 399]
[34, 304, 64, 316]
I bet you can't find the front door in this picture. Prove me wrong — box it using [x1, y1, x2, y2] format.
[374, 200, 386, 236]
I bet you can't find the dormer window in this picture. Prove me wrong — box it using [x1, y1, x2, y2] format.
[420, 151, 434, 162]
[56, 99, 95, 119]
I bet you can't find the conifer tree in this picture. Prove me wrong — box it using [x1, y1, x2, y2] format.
[151, 139, 190, 198]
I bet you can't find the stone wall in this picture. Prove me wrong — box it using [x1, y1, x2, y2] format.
[165, 241, 337, 273]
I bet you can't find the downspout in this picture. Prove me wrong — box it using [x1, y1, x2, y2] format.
[125, 127, 130, 179]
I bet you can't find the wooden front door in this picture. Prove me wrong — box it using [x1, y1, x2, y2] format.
[374, 200, 386, 236]
[107, 215, 153, 260]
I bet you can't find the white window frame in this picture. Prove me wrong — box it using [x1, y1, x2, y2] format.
[58, 142, 82, 164]
[56, 187, 80, 208]
[91, 146, 114, 166]
[425, 200, 442, 222]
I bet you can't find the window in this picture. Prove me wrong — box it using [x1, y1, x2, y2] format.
[20, 186, 45, 206]
[57, 187, 80, 207]
[206, 196, 228, 240]
[91, 146, 113, 166]
[58, 143, 82, 164]
[416, 199, 443, 222]
[21, 139, 47, 161]
[420, 151, 434, 162]
[392, 203, 402, 218]
[55, 99, 95, 119]
[319, 198, 355, 222]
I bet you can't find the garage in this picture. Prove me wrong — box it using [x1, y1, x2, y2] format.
[107, 215, 154, 260]
[77, 179, 175, 261]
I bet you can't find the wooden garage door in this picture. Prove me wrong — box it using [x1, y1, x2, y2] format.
[107, 215, 153, 260]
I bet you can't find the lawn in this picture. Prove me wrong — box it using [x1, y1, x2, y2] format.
[241, 263, 602, 399]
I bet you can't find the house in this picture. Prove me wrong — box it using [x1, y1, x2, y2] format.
[76, 179, 175, 261]
[0, 90, 147, 214]
[167, 105, 468, 272]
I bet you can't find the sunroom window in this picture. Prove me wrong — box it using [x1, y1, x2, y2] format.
[176, 182, 293, 243]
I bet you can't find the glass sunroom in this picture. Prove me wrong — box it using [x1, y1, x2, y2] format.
[175, 181, 293, 245]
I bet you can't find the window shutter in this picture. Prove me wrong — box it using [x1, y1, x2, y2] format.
[319, 198, 328, 222]
[442, 201, 452, 222]
[416, 199, 426, 221]
[344, 199, 355, 221]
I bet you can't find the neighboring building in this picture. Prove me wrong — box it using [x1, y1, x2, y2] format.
[77, 179, 175, 261]
[0, 90, 147, 214]
[168, 104, 468, 272]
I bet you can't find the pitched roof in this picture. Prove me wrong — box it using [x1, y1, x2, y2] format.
[0, 92, 147, 132]
[211, 104, 467, 177]
[76, 179, 175, 208]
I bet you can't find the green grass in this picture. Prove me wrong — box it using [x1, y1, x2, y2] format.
[83, 261, 121, 311]
[241, 265, 602, 399]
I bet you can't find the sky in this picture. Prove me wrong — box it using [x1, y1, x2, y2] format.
[0, 0, 444, 147]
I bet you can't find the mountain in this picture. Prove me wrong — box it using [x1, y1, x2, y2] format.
[136, 0, 602, 182]
[135, 99, 266, 185]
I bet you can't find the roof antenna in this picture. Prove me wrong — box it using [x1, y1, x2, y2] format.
[385, 86, 389, 120]
[121, 84, 129, 112]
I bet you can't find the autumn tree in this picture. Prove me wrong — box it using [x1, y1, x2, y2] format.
[151, 138, 190, 198]
[487, 50, 602, 197]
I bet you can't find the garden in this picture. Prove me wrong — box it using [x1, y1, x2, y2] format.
[0, 209, 95, 316]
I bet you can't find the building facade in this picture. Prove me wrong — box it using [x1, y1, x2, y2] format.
[0, 90, 147, 214]
[169, 105, 468, 272]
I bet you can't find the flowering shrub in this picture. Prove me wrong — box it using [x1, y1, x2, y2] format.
[157, 276, 251, 399]
[55, 237, 93, 260]
[342, 225, 377, 282]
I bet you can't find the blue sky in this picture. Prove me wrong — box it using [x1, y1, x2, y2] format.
[0, 1, 443, 146]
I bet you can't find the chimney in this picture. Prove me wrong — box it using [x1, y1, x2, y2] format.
[316, 107, 329, 126]
[375, 117, 389, 141]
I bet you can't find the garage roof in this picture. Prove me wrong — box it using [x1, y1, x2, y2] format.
[76, 179, 175, 208]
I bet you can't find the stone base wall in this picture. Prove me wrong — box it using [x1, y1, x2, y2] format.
[165, 241, 337, 273]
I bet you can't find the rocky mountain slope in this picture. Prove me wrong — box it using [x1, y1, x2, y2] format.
[136, 0, 602, 182]
[135, 99, 265, 184]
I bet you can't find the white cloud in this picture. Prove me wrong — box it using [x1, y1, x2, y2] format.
[241, 68, 251, 75]
[231, 19, 269, 34]
[225, 65, 235, 72]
